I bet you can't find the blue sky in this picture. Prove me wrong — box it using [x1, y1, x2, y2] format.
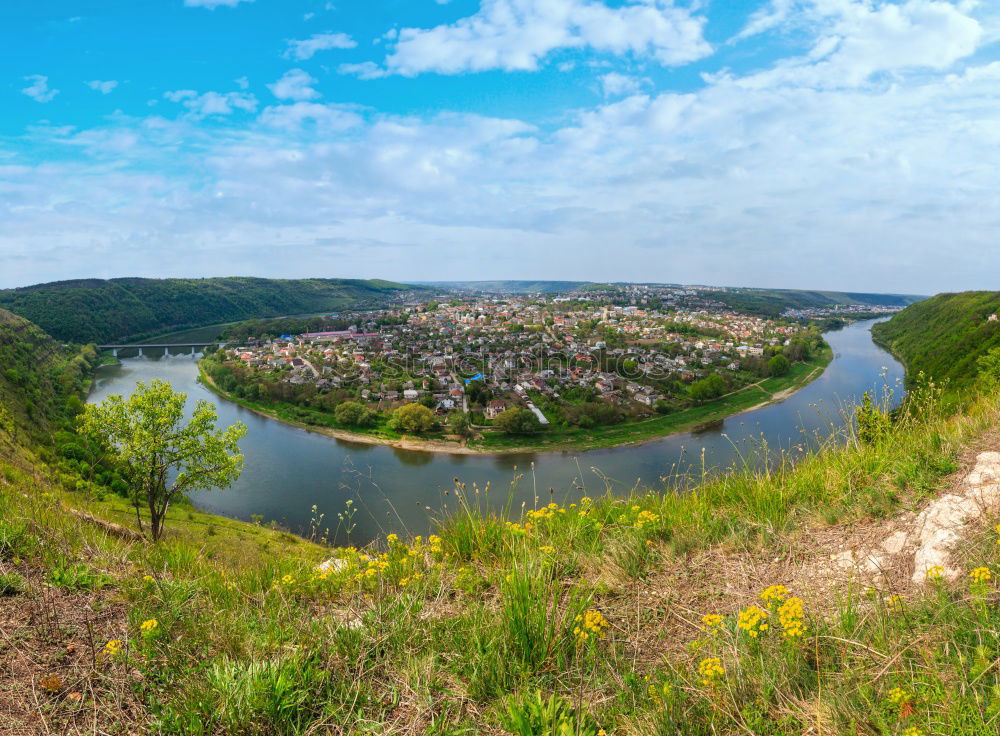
[2, 1, 999, 293]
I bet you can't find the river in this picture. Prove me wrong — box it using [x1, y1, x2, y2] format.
[87, 319, 903, 545]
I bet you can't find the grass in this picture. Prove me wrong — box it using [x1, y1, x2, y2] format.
[2, 375, 999, 734]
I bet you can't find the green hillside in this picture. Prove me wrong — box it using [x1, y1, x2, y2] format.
[0, 277, 420, 344]
[709, 288, 924, 317]
[872, 291, 1000, 387]
[0, 308, 97, 439]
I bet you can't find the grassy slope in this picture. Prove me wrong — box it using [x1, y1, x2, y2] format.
[0, 277, 419, 344]
[872, 291, 1000, 388]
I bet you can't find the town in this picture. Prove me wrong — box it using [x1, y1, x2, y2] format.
[202, 287, 839, 446]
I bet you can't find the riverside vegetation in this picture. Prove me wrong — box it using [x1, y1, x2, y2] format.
[1, 298, 1000, 734]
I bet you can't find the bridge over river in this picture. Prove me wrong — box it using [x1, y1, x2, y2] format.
[98, 342, 229, 358]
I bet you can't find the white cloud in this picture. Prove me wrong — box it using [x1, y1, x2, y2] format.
[338, 61, 386, 80]
[734, 1, 983, 88]
[164, 90, 258, 116]
[267, 69, 321, 100]
[285, 32, 357, 60]
[352, 0, 711, 77]
[257, 102, 365, 132]
[86, 80, 119, 95]
[22, 75, 59, 103]
[183, 0, 254, 8]
[235, 76, 250, 89]
[599, 72, 644, 97]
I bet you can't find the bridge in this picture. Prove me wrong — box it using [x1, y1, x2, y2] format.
[98, 343, 230, 358]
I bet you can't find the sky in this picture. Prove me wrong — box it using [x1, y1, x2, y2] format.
[1, 1, 998, 294]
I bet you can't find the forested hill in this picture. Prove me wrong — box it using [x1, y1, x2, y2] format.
[0, 308, 97, 439]
[708, 288, 924, 317]
[871, 291, 1000, 387]
[0, 277, 420, 344]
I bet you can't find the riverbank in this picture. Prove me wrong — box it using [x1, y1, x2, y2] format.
[198, 347, 833, 455]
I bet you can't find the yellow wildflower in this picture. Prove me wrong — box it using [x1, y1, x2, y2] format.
[573, 609, 610, 643]
[697, 657, 724, 687]
[925, 565, 944, 582]
[737, 605, 769, 638]
[634, 510, 660, 528]
[142, 575, 154, 583]
[887, 594, 904, 612]
[103, 639, 122, 659]
[539, 545, 555, 554]
[280, 574, 295, 585]
[887, 687, 910, 705]
[580, 496, 592, 506]
[969, 566, 991, 584]
[902, 728, 924, 736]
[760, 584, 788, 606]
[777, 597, 806, 639]
[386, 533, 399, 545]
[700, 613, 724, 635]
[139, 619, 159, 634]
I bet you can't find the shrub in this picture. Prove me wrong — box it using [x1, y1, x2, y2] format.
[768, 354, 790, 376]
[389, 403, 435, 433]
[494, 407, 542, 435]
[334, 401, 374, 427]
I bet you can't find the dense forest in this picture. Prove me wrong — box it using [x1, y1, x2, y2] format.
[0, 277, 421, 344]
[872, 291, 1000, 387]
[709, 288, 924, 318]
[0, 308, 98, 440]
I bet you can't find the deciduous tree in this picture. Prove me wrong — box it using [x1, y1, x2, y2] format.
[80, 380, 246, 541]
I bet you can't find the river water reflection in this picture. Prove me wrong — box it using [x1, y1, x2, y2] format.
[87, 319, 903, 544]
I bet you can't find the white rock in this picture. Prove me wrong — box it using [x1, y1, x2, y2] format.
[881, 530, 909, 555]
[315, 558, 347, 574]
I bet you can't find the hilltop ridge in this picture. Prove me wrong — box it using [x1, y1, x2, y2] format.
[0, 277, 423, 344]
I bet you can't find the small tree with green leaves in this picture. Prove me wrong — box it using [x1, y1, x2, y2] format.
[494, 407, 542, 435]
[768, 354, 790, 376]
[389, 403, 436, 433]
[854, 391, 891, 446]
[334, 400, 374, 427]
[80, 379, 247, 541]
